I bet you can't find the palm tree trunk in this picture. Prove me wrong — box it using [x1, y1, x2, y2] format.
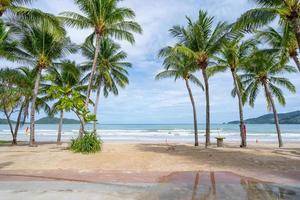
[185, 79, 199, 146]
[202, 68, 210, 148]
[231, 70, 246, 147]
[80, 33, 101, 136]
[73, 109, 85, 134]
[289, 16, 300, 53]
[30, 68, 42, 146]
[3, 108, 14, 144]
[93, 85, 101, 134]
[291, 55, 300, 72]
[57, 110, 64, 144]
[263, 82, 283, 148]
[13, 103, 24, 145]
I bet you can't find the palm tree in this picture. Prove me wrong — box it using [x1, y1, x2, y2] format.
[0, 19, 19, 60]
[208, 36, 257, 147]
[42, 60, 84, 144]
[0, 67, 50, 144]
[0, 0, 33, 16]
[18, 66, 51, 125]
[0, 68, 25, 144]
[235, 0, 300, 52]
[10, 18, 76, 146]
[156, 47, 204, 146]
[81, 37, 130, 134]
[256, 25, 300, 72]
[1, 0, 65, 36]
[60, 0, 142, 134]
[170, 10, 229, 147]
[241, 50, 297, 147]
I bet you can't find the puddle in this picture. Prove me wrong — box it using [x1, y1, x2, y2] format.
[155, 172, 300, 200]
[0, 171, 299, 200]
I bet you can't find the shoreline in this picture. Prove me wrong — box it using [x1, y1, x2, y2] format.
[1, 140, 300, 146]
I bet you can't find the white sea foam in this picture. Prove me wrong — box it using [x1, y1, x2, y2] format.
[0, 124, 299, 142]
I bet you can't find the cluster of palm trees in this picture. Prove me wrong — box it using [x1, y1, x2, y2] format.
[157, 0, 300, 148]
[0, 0, 141, 145]
[0, 0, 299, 148]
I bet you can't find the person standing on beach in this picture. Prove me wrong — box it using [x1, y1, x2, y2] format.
[25, 127, 29, 140]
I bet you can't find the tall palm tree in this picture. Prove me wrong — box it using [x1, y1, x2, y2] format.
[156, 47, 204, 146]
[81, 37, 130, 134]
[235, 0, 300, 52]
[208, 36, 257, 147]
[60, 0, 142, 134]
[170, 10, 229, 147]
[42, 60, 84, 144]
[256, 25, 300, 72]
[18, 66, 51, 125]
[11, 18, 76, 146]
[241, 51, 297, 147]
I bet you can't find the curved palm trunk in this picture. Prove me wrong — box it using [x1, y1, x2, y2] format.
[30, 68, 42, 146]
[231, 70, 246, 148]
[93, 85, 101, 134]
[3, 108, 14, 144]
[201, 68, 210, 148]
[263, 82, 283, 148]
[289, 16, 300, 53]
[73, 109, 85, 134]
[13, 103, 24, 145]
[291, 55, 300, 72]
[80, 33, 101, 136]
[185, 79, 199, 146]
[57, 110, 64, 144]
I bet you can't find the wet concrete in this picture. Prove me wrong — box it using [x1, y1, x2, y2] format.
[0, 171, 299, 200]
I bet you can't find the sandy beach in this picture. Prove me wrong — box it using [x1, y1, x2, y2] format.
[0, 142, 299, 184]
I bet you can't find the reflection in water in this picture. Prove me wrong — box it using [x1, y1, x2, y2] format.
[0, 171, 299, 199]
[154, 172, 300, 200]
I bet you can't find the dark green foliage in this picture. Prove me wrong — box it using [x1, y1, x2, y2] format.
[0, 119, 16, 124]
[70, 132, 102, 154]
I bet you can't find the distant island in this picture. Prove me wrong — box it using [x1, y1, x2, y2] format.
[228, 111, 300, 124]
[0, 119, 16, 124]
[35, 117, 80, 124]
[0, 117, 80, 124]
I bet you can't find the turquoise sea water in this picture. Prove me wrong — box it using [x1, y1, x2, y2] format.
[0, 123, 299, 143]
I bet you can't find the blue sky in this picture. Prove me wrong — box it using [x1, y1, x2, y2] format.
[3, 0, 300, 124]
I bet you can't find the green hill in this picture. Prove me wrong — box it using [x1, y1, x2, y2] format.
[0, 119, 8, 124]
[0, 119, 16, 124]
[228, 111, 300, 124]
[0, 117, 81, 124]
[35, 117, 80, 124]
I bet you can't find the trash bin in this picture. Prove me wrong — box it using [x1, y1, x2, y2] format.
[215, 137, 225, 147]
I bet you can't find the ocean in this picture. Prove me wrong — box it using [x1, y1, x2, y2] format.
[0, 123, 300, 143]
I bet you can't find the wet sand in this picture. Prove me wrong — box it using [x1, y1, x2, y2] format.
[0, 142, 299, 184]
[1, 172, 299, 200]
